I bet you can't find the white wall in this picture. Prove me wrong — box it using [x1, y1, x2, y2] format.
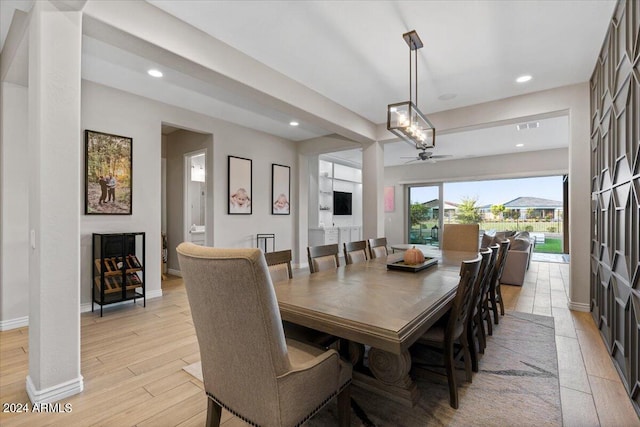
[80, 81, 299, 307]
[0, 82, 29, 328]
[384, 147, 569, 244]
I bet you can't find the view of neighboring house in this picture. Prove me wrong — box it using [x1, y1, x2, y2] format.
[479, 197, 563, 221]
[420, 199, 458, 221]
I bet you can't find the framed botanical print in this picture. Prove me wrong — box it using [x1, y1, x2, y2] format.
[272, 164, 290, 215]
[85, 130, 133, 215]
[228, 156, 252, 214]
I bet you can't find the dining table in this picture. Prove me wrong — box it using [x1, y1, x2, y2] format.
[273, 249, 479, 406]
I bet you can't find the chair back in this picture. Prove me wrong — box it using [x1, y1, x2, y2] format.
[492, 240, 511, 286]
[447, 254, 482, 339]
[469, 248, 492, 321]
[343, 241, 368, 265]
[176, 244, 291, 421]
[480, 244, 500, 304]
[442, 224, 480, 252]
[367, 237, 388, 259]
[307, 244, 340, 273]
[264, 249, 293, 282]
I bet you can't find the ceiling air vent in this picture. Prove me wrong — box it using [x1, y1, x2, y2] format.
[516, 121, 540, 131]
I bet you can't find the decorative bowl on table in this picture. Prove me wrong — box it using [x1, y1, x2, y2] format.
[387, 257, 438, 272]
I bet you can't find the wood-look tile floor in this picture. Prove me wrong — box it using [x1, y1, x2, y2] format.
[1, 263, 638, 426]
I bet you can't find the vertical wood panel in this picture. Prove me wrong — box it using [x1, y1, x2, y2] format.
[590, 0, 640, 415]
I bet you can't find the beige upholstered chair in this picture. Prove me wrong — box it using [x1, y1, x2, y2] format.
[343, 240, 368, 265]
[367, 237, 388, 259]
[307, 244, 340, 273]
[442, 224, 480, 252]
[414, 254, 482, 409]
[177, 244, 352, 427]
[264, 249, 293, 282]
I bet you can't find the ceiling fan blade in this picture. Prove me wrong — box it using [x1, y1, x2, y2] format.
[404, 159, 420, 164]
[400, 156, 418, 159]
[429, 154, 452, 159]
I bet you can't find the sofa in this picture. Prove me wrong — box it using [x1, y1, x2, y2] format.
[481, 230, 535, 286]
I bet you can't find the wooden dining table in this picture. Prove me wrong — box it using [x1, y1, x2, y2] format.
[273, 250, 479, 406]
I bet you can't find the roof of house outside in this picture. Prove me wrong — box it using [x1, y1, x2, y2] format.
[420, 199, 459, 209]
[503, 197, 563, 208]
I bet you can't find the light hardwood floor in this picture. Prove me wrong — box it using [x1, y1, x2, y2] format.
[1, 262, 638, 426]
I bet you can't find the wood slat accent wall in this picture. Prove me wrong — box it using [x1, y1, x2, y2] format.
[589, 0, 640, 415]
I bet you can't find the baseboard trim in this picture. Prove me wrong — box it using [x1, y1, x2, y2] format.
[167, 268, 182, 277]
[568, 301, 590, 312]
[26, 374, 84, 404]
[0, 316, 29, 331]
[80, 289, 163, 313]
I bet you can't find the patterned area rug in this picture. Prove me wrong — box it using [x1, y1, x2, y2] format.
[183, 312, 561, 426]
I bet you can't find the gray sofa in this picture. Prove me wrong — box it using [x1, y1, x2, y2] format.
[482, 231, 535, 286]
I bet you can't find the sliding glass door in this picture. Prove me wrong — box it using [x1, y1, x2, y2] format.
[408, 184, 442, 246]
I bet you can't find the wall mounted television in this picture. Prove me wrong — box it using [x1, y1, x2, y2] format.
[333, 191, 352, 215]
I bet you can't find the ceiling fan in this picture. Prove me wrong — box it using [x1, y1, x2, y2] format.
[402, 148, 452, 164]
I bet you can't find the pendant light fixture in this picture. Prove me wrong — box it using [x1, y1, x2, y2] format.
[387, 30, 436, 150]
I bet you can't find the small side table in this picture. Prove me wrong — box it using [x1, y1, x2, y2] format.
[257, 233, 275, 253]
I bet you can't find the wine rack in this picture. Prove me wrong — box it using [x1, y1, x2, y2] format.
[92, 232, 145, 316]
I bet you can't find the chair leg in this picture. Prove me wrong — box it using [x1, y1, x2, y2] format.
[476, 311, 486, 353]
[206, 397, 222, 427]
[337, 384, 351, 427]
[444, 340, 458, 409]
[483, 301, 493, 336]
[460, 333, 473, 382]
[467, 323, 479, 373]
[496, 284, 505, 316]
[489, 288, 500, 325]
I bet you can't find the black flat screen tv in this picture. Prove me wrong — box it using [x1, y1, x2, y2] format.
[333, 191, 352, 215]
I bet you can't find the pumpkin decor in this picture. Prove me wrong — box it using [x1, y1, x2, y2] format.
[403, 246, 425, 265]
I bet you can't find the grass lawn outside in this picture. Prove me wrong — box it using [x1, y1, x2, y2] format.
[534, 238, 563, 254]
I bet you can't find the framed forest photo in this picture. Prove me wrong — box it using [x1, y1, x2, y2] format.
[85, 130, 133, 215]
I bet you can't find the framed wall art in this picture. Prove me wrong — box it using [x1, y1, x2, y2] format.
[85, 130, 133, 215]
[384, 186, 395, 213]
[272, 164, 290, 215]
[228, 156, 252, 214]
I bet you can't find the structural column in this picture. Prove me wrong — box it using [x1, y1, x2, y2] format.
[362, 141, 385, 239]
[27, 0, 83, 403]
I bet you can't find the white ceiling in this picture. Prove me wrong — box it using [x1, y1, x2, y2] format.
[1, 0, 615, 159]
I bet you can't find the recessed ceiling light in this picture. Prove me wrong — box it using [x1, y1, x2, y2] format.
[438, 93, 457, 101]
[516, 75, 532, 83]
[147, 69, 163, 78]
[516, 143, 525, 147]
[289, 121, 299, 126]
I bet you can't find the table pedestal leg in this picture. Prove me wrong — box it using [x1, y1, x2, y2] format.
[353, 347, 419, 407]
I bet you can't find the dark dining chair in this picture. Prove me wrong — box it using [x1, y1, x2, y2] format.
[488, 240, 511, 324]
[343, 240, 368, 265]
[307, 244, 340, 273]
[264, 249, 293, 282]
[414, 254, 482, 409]
[177, 244, 352, 426]
[477, 244, 500, 346]
[466, 248, 493, 372]
[367, 237, 388, 259]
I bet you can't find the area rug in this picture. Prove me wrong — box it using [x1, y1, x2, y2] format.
[183, 312, 561, 426]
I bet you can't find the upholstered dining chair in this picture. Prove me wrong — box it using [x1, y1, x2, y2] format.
[177, 244, 352, 427]
[264, 249, 293, 282]
[442, 224, 480, 252]
[307, 244, 340, 273]
[488, 239, 511, 324]
[466, 248, 492, 372]
[343, 240, 368, 265]
[367, 237, 388, 259]
[414, 254, 482, 409]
